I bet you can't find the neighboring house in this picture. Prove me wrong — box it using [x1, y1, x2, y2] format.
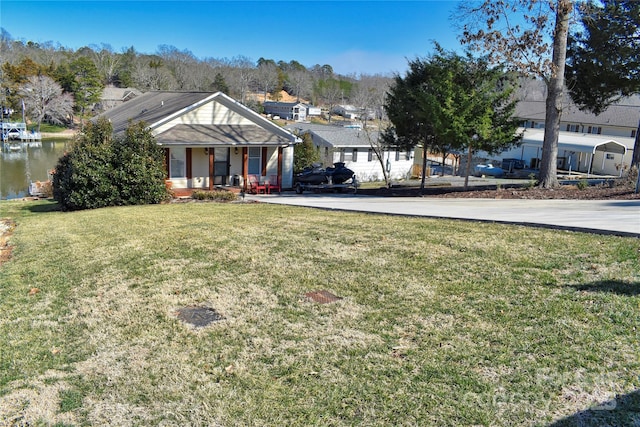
[287, 123, 415, 182]
[95, 86, 142, 112]
[98, 91, 300, 190]
[331, 105, 361, 120]
[476, 80, 638, 177]
[263, 101, 320, 121]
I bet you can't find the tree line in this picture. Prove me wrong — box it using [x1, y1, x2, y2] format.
[0, 29, 391, 130]
[2, 0, 638, 193]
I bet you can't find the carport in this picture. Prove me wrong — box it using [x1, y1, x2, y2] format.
[520, 130, 629, 176]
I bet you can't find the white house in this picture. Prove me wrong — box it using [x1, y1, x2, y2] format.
[263, 101, 321, 121]
[287, 123, 415, 182]
[99, 91, 301, 191]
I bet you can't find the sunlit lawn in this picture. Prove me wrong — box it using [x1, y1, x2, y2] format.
[1, 199, 638, 426]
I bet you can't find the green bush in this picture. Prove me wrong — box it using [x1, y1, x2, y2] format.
[293, 132, 320, 174]
[191, 189, 238, 202]
[576, 179, 589, 190]
[52, 118, 169, 210]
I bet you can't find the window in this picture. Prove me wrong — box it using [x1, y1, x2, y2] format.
[395, 150, 400, 161]
[588, 126, 602, 135]
[352, 148, 358, 162]
[248, 147, 261, 175]
[368, 149, 373, 162]
[405, 151, 411, 160]
[343, 149, 352, 162]
[632, 129, 637, 138]
[566, 124, 580, 132]
[170, 147, 186, 178]
[606, 153, 615, 160]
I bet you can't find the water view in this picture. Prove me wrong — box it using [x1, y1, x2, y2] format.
[0, 139, 71, 199]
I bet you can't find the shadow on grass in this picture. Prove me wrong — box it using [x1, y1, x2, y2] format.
[22, 200, 62, 213]
[570, 280, 640, 297]
[548, 389, 640, 426]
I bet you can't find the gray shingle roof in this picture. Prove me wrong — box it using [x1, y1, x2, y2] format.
[286, 123, 380, 148]
[515, 100, 639, 128]
[98, 91, 214, 134]
[515, 79, 640, 127]
[96, 91, 299, 146]
[155, 124, 291, 146]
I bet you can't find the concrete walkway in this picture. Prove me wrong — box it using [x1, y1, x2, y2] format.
[248, 193, 640, 238]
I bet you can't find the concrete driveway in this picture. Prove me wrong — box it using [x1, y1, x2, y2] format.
[249, 193, 640, 238]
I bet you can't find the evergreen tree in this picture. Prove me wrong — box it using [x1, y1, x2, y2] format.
[384, 47, 521, 190]
[293, 132, 320, 174]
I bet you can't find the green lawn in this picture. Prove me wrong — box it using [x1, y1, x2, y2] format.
[1, 200, 638, 426]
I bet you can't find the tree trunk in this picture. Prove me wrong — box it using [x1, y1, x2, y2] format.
[538, 0, 573, 189]
[632, 113, 640, 169]
[420, 143, 428, 193]
[464, 147, 472, 190]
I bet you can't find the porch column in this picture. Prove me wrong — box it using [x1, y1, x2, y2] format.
[208, 148, 214, 191]
[186, 148, 193, 183]
[277, 146, 283, 182]
[242, 147, 248, 191]
[164, 148, 170, 179]
[261, 147, 268, 176]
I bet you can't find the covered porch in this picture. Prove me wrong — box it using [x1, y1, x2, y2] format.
[161, 144, 289, 193]
[155, 123, 298, 194]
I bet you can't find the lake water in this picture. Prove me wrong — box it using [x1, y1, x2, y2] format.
[1, 139, 71, 200]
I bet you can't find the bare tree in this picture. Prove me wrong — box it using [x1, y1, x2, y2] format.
[19, 75, 74, 130]
[227, 56, 255, 104]
[256, 60, 279, 101]
[457, 0, 574, 188]
[286, 69, 312, 102]
[351, 75, 391, 124]
[157, 45, 199, 90]
[361, 122, 392, 186]
[317, 79, 343, 122]
[132, 56, 176, 90]
[90, 43, 121, 86]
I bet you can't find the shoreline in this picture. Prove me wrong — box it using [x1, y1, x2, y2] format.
[41, 129, 77, 139]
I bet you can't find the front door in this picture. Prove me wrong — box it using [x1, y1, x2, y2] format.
[214, 147, 229, 185]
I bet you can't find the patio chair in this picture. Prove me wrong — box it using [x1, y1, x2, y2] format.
[267, 175, 281, 194]
[248, 174, 267, 194]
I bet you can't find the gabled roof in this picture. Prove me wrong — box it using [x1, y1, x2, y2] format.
[287, 123, 380, 148]
[96, 91, 299, 145]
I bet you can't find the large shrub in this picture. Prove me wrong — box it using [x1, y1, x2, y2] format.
[52, 118, 169, 210]
[293, 132, 320, 174]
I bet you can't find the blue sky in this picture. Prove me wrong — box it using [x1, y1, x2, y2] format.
[1, 1, 464, 76]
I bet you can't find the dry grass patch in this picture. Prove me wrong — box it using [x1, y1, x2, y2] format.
[0, 200, 638, 426]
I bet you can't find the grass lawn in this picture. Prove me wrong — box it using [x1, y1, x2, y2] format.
[0, 199, 638, 426]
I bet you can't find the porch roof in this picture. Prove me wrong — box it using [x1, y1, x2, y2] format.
[155, 124, 293, 147]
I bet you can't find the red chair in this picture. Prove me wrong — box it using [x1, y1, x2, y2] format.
[248, 174, 267, 194]
[267, 175, 281, 194]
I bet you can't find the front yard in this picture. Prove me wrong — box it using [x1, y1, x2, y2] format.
[0, 200, 638, 426]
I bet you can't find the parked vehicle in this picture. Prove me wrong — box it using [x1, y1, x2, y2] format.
[501, 158, 526, 171]
[474, 164, 505, 178]
[294, 162, 357, 193]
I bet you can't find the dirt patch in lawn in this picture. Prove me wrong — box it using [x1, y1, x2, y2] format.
[0, 218, 16, 266]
